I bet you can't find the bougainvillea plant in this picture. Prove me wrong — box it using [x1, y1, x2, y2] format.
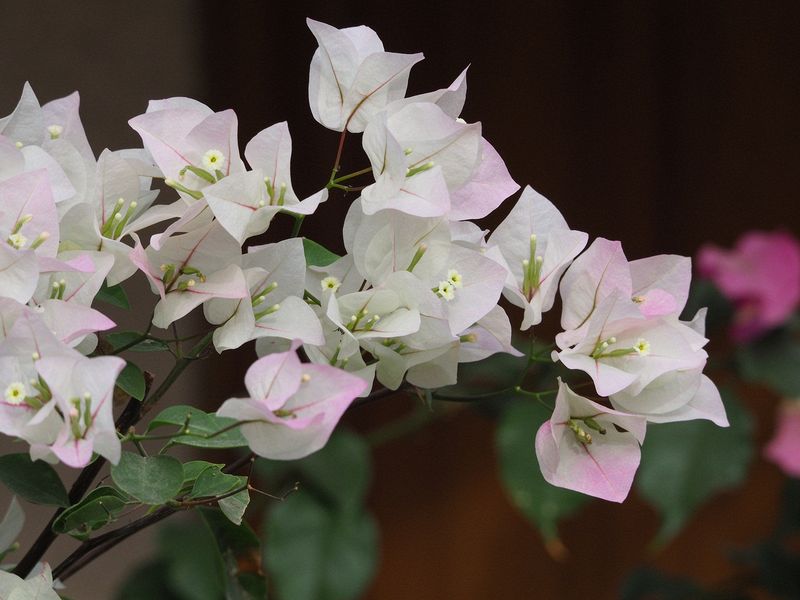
[0, 18, 731, 598]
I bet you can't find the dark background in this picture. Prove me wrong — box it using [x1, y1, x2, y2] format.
[2, 1, 799, 598]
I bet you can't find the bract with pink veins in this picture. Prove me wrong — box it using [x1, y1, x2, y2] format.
[217, 345, 368, 459]
[535, 380, 647, 502]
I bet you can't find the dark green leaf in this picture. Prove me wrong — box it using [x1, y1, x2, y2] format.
[96, 281, 130, 309]
[117, 361, 146, 400]
[620, 567, 707, 600]
[0, 454, 69, 507]
[159, 518, 226, 600]
[736, 328, 800, 396]
[292, 431, 371, 511]
[111, 452, 184, 505]
[189, 467, 241, 499]
[265, 493, 378, 600]
[303, 238, 340, 267]
[636, 389, 754, 545]
[52, 486, 130, 540]
[496, 400, 589, 543]
[681, 279, 732, 333]
[107, 331, 169, 353]
[200, 508, 267, 600]
[116, 561, 184, 600]
[147, 405, 248, 449]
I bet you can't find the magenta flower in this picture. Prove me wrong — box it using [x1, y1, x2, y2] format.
[698, 231, 800, 342]
[765, 400, 800, 477]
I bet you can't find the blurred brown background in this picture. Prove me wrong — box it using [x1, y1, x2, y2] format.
[2, 1, 799, 598]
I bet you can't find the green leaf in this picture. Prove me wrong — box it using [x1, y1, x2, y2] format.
[116, 562, 184, 600]
[182, 461, 223, 486]
[117, 361, 146, 400]
[636, 389, 754, 545]
[303, 238, 340, 267]
[159, 518, 226, 600]
[116, 516, 227, 600]
[620, 567, 705, 600]
[736, 328, 800, 396]
[0, 497, 24, 555]
[147, 405, 248, 449]
[189, 467, 241, 499]
[496, 400, 589, 543]
[111, 452, 184, 505]
[107, 331, 169, 353]
[219, 478, 250, 526]
[199, 508, 267, 600]
[0, 454, 69, 507]
[52, 486, 130, 540]
[96, 281, 130, 309]
[681, 279, 733, 333]
[292, 431, 371, 511]
[265, 493, 378, 600]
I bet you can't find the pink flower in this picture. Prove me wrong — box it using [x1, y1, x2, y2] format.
[765, 400, 800, 477]
[535, 379, 647, 502]
[217, 343, 368, 460]
[698, 231, 800, 342]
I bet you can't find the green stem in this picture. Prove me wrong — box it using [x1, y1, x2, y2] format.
[291, 215, 304, 238]
[140, 331, 214, 418]
[329, 166, 372, 185]
[366, 405, 442, 447]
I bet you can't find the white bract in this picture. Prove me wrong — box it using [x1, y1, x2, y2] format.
[0, 18, 725, 520]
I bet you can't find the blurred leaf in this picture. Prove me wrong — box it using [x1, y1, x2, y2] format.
[265, 493, 378, 600]
[736, 328, 800, 396]
[636, 390, 753, 545]
[0, 454, 68, 507]
[159, 518, 226, 600]
[117, 361, 146, 400]
[619, 567, 708, 600]
[148, 405, 248, 449]
[96, 281, 130, 309]
[437, 351, 529, 401]
[52, 486, 129, 540]
[200, 508, 267, 600]
[0, 497, 24, 555]
[111, 452, 184, 505]
[107, 331, 169, 353]
[303, 238, 340, 267]
[496, 400, 589, 544]
[681, 279, 732, 333]
[219, 478, 250, 526]
[293, 431, 371, 511]
[116, 562, 183, 600]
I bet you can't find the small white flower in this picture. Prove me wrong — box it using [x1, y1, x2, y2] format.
[435, 280, 456, 301]
[321, 276, 342, 293]
[47, 124, 64, 139]
[447, 269, 463, 289]
[4, 382, 26, 405]
[202, 149, 226, 172]
[634, 338, 651, 356]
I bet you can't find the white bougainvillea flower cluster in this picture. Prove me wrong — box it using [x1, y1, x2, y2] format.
[536, 238, 729, 501]
[0, 17, 726, 509]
